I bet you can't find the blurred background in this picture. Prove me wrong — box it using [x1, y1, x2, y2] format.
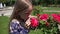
[0, 0, 60, 34]
[0, 0, 60, 16]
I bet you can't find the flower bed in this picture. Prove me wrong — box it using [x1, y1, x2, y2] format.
[30, 13, 60, 34]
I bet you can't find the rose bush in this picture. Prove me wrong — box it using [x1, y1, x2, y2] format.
[30, 13, 60, 34]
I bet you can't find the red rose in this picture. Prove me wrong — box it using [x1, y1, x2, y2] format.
[51, 14, 60, 24]
[45, 22, 49, 26]
[39, 14, 48, 21]
[30, 17, 38, 28]
[58, 14, 60, 17]
[51, 14, 58, 21]
[56, 17, 60, 24]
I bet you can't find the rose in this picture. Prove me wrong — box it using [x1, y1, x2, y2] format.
[39, 14, 48, 21]
[58, 14, 60, 17]
[45, 22, 49, 26]
[56, 17, 60, 24]
[30, 17, 38, 28]
[51, 14, 60, 24]
[51, 14, 58, 21]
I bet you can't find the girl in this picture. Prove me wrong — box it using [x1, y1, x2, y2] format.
[9, 0, 32, 34]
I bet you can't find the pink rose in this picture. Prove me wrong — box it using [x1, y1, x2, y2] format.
[56, 17, 60, 24]
[45, 22, 49, 26]
[39, 14, 48, 21]
[30, 17, 38, 28]
[51, 14, 58, 21]
[51, 14, 60, 24]
[58, 14, 60, 17]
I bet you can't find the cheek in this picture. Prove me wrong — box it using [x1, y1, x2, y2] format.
[25, 9, 32, 17]
[25, 6, 32, 19]
[25, 6, 32, 14]
[28, 6, 32, 13]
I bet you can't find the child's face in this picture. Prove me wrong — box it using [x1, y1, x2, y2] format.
[18, 6, 32, 20]
[25, 6, 32, 19]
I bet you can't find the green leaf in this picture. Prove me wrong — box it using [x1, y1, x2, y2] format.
[40, 28, 44, 31]
[39, 20, 45, 25]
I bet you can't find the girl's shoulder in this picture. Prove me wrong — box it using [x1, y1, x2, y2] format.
[10, 19, 20, 24]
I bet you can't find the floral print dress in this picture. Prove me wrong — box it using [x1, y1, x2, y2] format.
[9, 19, 28, 34]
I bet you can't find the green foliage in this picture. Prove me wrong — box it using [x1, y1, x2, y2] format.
[0, 0, 7, 3]
[0, 0, 16, 6]
[31, 5, 43, 15]
[32, 0, 40, 5]
[32, 0, 60, 6]
[0, 0, 60, 6]
[31, 6, 60, 16]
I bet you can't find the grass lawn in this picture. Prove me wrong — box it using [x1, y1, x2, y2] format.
[0, 16, 9, 34]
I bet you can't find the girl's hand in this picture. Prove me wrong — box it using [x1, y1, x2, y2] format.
[25, 18, 31, 29]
